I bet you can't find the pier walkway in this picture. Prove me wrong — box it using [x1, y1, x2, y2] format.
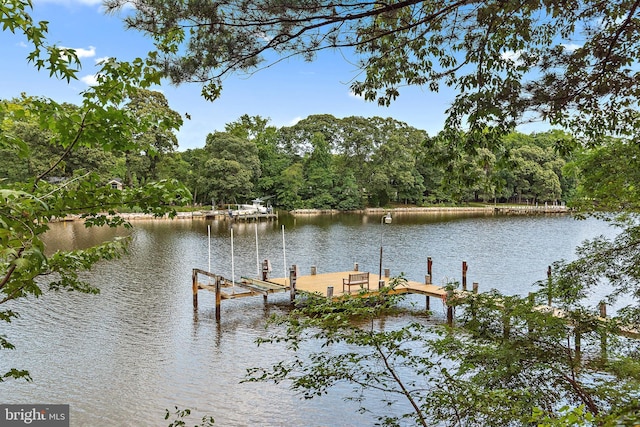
[192, 267, 451, 321]
[192, 264, 639, 340]
[266, 270, 447, 299]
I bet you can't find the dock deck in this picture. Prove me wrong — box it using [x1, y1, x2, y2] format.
[267, 270, 447, 299]
[191, 267, 639, 339]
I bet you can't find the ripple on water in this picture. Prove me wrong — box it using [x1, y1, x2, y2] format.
[0, 215, 617, 426]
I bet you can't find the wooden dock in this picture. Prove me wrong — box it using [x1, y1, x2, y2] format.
[266, 270, 447, 299]
[192, 266, 452, 321]
[202, 211, 278, 221]
[191, 264, 638, 340]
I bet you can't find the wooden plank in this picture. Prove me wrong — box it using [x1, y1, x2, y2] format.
[219, 290, 258, 299]
[193, 268, 217, 279]
[268, 271, 448, 298]
[241, 277, 289, 291]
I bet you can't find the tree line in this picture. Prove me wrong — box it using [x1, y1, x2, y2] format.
[2, 100, 583, 210]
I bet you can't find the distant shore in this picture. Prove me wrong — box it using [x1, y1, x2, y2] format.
[55, 204, 569, 222]
[289, 205, 569, 216]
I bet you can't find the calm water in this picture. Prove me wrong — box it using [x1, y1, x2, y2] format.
[0, 212, 616, 426]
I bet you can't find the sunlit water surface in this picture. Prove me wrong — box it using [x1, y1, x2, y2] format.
[0, 212, 617, 426]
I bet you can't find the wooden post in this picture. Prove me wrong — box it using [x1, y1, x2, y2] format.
[527, 292, 535, 334]
[425, 296, 430, 311]
[289, 266, 297, 303]
[472, 282, 479, 293]
[503, 312, 511, 338]
[599, 301, 607, 361]
[462, 261, 468, 291]
[425, 274, 432, 285]
[599, 301, 607, 318]
[378, 245, 383, 281]
[469, 293, 476, 322]
[547, 265, 553, 306]
[446, 288, 454, 326]
[192, 269, 198, 309]
[215, 275, 221, 321]
[311, 265, 317, 275]
[262, 259, 270, 281]
[427, 257, 433, 277]
[384, 268, 390, 278]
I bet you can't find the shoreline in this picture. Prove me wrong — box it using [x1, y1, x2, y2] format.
[290, 205, 569, 216]
[54, 205, 569, 222]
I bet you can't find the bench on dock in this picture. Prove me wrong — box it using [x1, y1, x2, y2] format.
[343, 272, 370, 293]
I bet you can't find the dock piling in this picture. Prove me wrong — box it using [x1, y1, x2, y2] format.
[192, 269, 198, 309]
[547, 265, 553, 306]
[446, 288, 454, 326]
[215, 275, 221, 321]
[462, 261, 468, 291]
[289, 265, 297, 303]
[599, 301, 608, 360]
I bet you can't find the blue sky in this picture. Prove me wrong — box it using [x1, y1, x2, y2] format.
[1, 0, 546, 151]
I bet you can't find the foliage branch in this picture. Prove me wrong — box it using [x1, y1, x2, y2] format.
[0, 1, 190, 382]
[105, 0, 640, 142]
[246, 274, 639, 426]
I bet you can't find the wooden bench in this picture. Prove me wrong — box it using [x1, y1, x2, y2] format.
[343, 272, 370, 293]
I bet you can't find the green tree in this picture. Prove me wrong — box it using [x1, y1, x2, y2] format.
[247, 283, 639, 426]
[122, 89, 182, 185]
[181, 147, 208, 205]
[302, 132, 336, 209]
[226, 115, 291, 203]
[200, 131, 260, 204]
[573, 138, 640, 211]
[276, 162, 304, 210]
[1, 3, 190, 383]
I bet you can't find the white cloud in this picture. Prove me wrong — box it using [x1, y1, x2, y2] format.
[501, 50, 523, 64]
[255, 31, 273, 42]
[74, 46, 96, 58]
[561, 43, 582, 52]
[288, 116, 302, 126]
[80, 74, 98, 86]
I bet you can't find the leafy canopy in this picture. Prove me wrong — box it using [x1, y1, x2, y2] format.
[106, 0, 640, 140]
[1, 1, 190, 384]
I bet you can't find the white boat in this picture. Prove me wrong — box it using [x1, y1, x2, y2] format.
[232, 198, 270, 216]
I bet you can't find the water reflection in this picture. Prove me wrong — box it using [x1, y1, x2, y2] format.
[0, 213, 615, 426]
